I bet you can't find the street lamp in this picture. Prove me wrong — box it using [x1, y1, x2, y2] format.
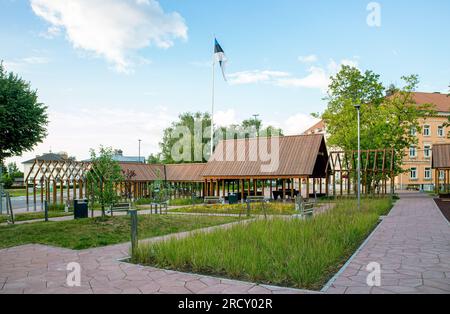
[138, 139, 142, 164]
[354, 104, 361, 209]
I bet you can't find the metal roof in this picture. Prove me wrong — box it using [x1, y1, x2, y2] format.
[118, 163, 206, 182]
[202, 134, 328, 178]
[433, 144, 450, 169]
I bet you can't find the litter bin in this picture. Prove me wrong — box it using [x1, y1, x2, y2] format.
[74, 199, 89, 219]
[228, 193, 238, 205]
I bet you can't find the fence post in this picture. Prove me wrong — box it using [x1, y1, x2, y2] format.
[246, 200, 251, 217]
[129, 210, 138, 256]
[44, 200, 49, 222]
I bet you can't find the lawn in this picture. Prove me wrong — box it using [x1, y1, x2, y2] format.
[0, 210, 72, 224]
[170, 202, 296, 216]
[132, 198, 393, 291]
[0, 215, 242, 250]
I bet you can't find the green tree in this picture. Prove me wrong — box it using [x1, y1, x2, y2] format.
[159, 112, 284, 164]
[0, 62, 48, 201]
[322, 66, 434, 192]
[0, 62, 48, 165]
[86, 147, 124, 217]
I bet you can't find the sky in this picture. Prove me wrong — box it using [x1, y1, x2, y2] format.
[1, 0, 450, 168]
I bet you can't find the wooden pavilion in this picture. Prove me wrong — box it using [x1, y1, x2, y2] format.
[201, 134, 329, 200]
[432, 144, 450, 194]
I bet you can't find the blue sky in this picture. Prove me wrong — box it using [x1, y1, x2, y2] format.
[2, 0, 450, 166]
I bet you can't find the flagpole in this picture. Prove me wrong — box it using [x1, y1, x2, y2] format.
[210, 42, 216, 157]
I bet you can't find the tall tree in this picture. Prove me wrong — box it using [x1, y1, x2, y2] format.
[322, 66, 434, 191]
[0, 62, 48, 164]
[0, 62, 48, 199]
[86, 147, 123, 217]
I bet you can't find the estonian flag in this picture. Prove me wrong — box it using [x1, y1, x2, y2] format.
[214, 38, 227, 81]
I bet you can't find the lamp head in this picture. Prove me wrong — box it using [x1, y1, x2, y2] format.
[354, 104, 361, 110]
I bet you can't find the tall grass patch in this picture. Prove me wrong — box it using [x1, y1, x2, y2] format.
[133, 198, 393, 290]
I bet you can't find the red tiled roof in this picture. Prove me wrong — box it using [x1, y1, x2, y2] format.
[411, 92, 450, 113]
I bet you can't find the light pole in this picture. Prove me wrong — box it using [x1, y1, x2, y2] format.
[354, 104, 361, 209]
[138, 139, 142, 164]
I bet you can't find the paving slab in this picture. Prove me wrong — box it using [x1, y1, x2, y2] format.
[326, 192, 450, 294]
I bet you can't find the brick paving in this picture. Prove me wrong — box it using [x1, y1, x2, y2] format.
[0, 221, 311, 294]
[326, 192, 450, 294]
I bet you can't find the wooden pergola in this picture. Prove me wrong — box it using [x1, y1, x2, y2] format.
[432, 144, 450, 194]
[24, 160, 91, 210]
[325, 149, 396, 197]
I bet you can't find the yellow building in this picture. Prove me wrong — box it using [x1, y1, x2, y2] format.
[303, 92, 450, 191]
[395, 92, 450, 191]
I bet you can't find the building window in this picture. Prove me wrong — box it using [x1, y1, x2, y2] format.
[438, 126, 444, 137]
[423, 125, 430, 136]
[409, 146, 417, 158]
[410, 127, 417, 136]
[410, 168, 417, 180]
[424, 168, 432, 180]
[424, 145, 432, 158]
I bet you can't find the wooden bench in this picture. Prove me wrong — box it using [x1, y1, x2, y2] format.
[204, 196, 223, 205]
[108, 203, 131, 216]
[295, 196, 316, 219]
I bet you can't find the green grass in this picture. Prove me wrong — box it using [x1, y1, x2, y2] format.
[170, 202, 296, 215]
[5, 188, 32, 197]
[0, 214, 242, 250]
[168, 198, 204, 206]
[133, 198, 393, 291]
[0, 210, 72, 224]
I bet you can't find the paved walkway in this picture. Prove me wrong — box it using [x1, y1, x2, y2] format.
[326, 192, 450, 294]
[0, 221, 311, 294]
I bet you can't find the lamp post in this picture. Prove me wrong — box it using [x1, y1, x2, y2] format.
[354, 104, 361, 209]
[138, 139, 142, 164]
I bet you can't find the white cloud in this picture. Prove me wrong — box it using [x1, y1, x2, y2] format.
[298, 54, 318, 63]
[3, 56, 51, 72]
[228, 70, 290, 85]
[214, 109, 239, 127]
[276, 66, 329, 91]
[282, 114, 320, 136]
[30, 0, 188, 73]
[228, 57, 360, 93]
[6, 106, 176, 167]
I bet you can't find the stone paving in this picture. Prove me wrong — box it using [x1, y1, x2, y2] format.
[0, 221, 311, 294]
[326, 192, 450, 294]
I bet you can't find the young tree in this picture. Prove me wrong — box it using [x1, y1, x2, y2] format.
[0, 62, 48, 203]
[322, 66, 434, 192]
[87, 147, 123, 217]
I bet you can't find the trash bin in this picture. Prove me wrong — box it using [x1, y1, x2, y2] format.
[74, 199, 89, 219]
[228, 193, 238, 205]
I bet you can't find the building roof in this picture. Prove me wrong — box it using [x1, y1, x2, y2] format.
[119, 163, 164, 182]
[411, 92, 450, 113]
[22, 153, 70, 164]
[303, 120, 325, 135]
[432, 144, 450, 169]
[165, 163, 206, 182]
[202, 134, 328, 178]
[113, 155, 146, 163]
[118, 163, 206, 182]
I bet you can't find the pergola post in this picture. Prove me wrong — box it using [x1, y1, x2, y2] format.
[282, 179, 286, 201]
[306, 177, 310, 200]
[53, 180, 57, 205]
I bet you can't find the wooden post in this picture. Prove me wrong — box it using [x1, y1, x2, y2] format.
[79, 180, 83, 199]
[435, 169, 440, 194]
[222, 180, 225, 198]
[53, 180, 57, 205]
[291, 179, 295, 199]
[33, 180, 37, 211]
[129, 210, 138, 256]
[60, 181, 64, 205]
[306, 177, 310, 200]
[67, 180, 70, 202]
[240, 179, 244, 202]
[299, 178, 303, 198]
[282, 179, 286, 200]
[73, 180, 77, 200]
[270, 180, 273, 200]
[40, 179, 44, 204]
[325, 175, 329, 196]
